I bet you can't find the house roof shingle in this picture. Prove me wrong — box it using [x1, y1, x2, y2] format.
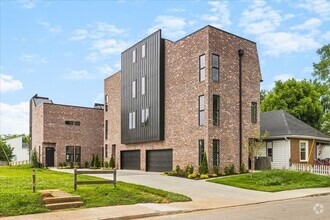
[261, 110, 330, 141]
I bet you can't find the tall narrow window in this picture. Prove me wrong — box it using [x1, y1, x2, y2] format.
[251, 102, 257, 123]
[213, 95, 220, 125]
[141, 76, 145, 95]
[66, 146, 74, 162]
[300, 140, 308, 161]
[212, 54, 219, 81]
[74, 146, 81, 162]
[105, 120, 108, 140]
[132, 81, 136, 98]
[198, 140, 205, 164]
[267, 142, 273, 162]
[142, 44, 146, 58]
[129, 112, 136, 129]
[213, 139, 220, 166]
[112, 144, 116, 157]
[105, 144, 108, 158]
[141, 108, 149, 126]
[199, 54, 205, 81]
[199, 95, 205, 126]
[105, 94, 108, 112]
[133, 49, 136, 63]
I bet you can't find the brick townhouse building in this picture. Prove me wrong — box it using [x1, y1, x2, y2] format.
[30, 94, 104, 167]
[104, 25, 262, 172]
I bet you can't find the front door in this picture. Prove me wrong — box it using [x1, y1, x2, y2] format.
[46, 147, 55, 167]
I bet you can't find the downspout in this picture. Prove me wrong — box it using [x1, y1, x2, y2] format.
[238, 49, 244, 167]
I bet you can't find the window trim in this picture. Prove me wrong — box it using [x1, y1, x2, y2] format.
[199, 54, 206, 82]
[142, 44, 146, 58]
[141, 107, 150, 126]
[213, 95, 220, 126]
[129, 111, 136, 129]
[133, 49, 136, 63]
[266, 142, 273, 162]
[212, 54, 219, 81]
[141, 76, 145, 95]
[132, 80, 136, 98]
[213, 139, 220, 166]
[199, 95, 205, 126]
[299, 140, 309, 162]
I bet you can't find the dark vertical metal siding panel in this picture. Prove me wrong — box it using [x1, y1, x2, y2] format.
[121, 30, 164, 144]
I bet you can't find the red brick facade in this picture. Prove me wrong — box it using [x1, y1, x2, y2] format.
[31, 102, 104, 167]
[104, 26, 261, 172]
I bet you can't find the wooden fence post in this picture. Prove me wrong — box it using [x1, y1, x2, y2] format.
[32, 168, 36, 193]
[74, 168, 77, 191]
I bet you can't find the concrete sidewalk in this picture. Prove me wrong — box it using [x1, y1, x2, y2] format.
[2, 169, 330, 220]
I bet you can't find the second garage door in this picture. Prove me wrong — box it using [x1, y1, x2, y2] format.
[120, 150, 140, 170]
[146, 149, 173, 172]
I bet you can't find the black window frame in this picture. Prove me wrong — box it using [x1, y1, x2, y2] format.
[105, 144, 108, 158]
[212, 54, 219, 81]
[251, 102, 257, 123]
[141, 107, 150, 127]
[105, 94, 108, 112]
[66, 146, 81, 163]
[213, 95, 220, 125]
[199, 54, 205, 82]
[213, 139, 220, 166]
[105, 120, 108, 139]
[198, 139, 205, 164]
[65, 120, 74, 125]
[199, 95, 205, 126]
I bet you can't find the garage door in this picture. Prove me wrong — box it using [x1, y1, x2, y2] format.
[120, 150, 140, 170]
[146, 149, 173, 172]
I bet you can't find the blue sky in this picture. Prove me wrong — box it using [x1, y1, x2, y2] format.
[1, 0, 329, 134]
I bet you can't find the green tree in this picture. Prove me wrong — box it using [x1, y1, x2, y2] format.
[313, 44, 330, 86]
[0, 139, 15, 163]
[260, 89, 268, 103]
[261, 79, 323, 129]
[30, 149, 40, 168]
[198, 152, 209, 174]
[109, 154, 115, 169]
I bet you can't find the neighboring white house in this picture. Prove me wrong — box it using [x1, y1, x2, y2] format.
[5, 136, 29, 162]
[260, 110, 330, 169]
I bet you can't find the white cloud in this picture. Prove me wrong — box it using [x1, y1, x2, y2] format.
[291, 18, 322, 31]
[168, 8, 186, 13]
[322, 31, 330, 41]
[39, 21, 62, 33]
[86, 39, 129, 62]
[148, 15, 187, 39]
[202, 1, 231, 28]
[297, 0, 330, 20]
[19, 53, 48, 64]
[64, 70, 94, 80]
[259, 32, 320, 56]
[274, 74, 294, 82]
[96, 64, 114, 76]
[69, 22, 126, 41]
[0, 74, 23, 93]
[18, 0, 39, 9]
[0, 102, 29, 135]
[301, 66, 313, 74]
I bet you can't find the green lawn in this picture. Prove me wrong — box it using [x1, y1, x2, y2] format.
[0, 165, 190, 217]
[208, 170, 330, 192]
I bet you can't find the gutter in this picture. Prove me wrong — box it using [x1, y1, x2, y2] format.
[265, 135, 330, 143]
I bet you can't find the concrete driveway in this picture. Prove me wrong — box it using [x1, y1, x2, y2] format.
[51, 168, 330, 210]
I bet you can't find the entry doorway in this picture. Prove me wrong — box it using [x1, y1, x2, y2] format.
[46, 147, 55, 167]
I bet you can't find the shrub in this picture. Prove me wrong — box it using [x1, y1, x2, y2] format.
[63, 162, 67, 167]
[109, 154, 115, 169]
[229, 164, 235, 174]
[240, 163, 246, 173]
[91, 154, 95, 168]
[167, 171, 177, 176]
[174, 165, 185, 176]
[213, 166, 219, 175]
[30, 149, 40, 168]
[95, 154, 101, 168]
[211, 173, 218, 177]
[175, 165, 181, 173]
[104, 161, 109, 168]
[198, 152, 209, 174]
[58, 162, 63, 168]
[188, 165, 194, 175]
[85, 161, 89, 168]
[70, 162, 74, 168]
[200, 174, 209, 179]
[188, 173, 197, 179]
[257, 177, 284, 186]
[74, 163, 80, 168]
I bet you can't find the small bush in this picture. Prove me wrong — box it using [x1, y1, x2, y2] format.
[257, 177, 285, 186]
[58, 162, 63, 168]
[188, 165, 194, 175]
[70, 162, 74, 168]
[224, 166, 230, 175]
[200, 174, 209, 179]
[30, 149, 40, 168]
[95, 154, 101, 168]
[198, 152, 209, 174]
[240, 163, 246, 173]
[167, 171, 177, 176]
[229, 164, 235, 174]
[109, 155, 115, 169]
[63, 162, 67, 167]
[188, 173, 197, 179]
[85, 161, 89, 168]
[175, 165, 181, 173]
[213, 166, 219, 175]
[211, 173, 218, 177]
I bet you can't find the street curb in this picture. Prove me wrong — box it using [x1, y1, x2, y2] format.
[101, 192, 330, 220]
